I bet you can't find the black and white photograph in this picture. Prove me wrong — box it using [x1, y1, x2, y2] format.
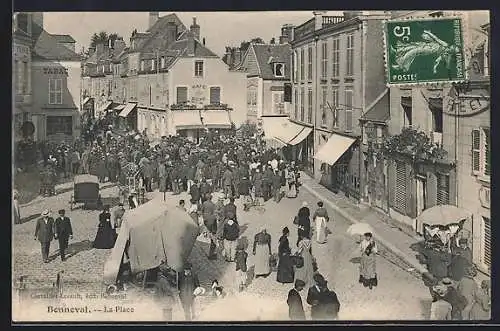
[12, 9, 491, 322]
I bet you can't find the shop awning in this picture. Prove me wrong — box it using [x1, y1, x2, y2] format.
[261, 116, 290, 147]
[113, 104, 126, 111]
[202, 111, 232, 129]
[119, 103, 137, 118]
[288, 127, 313, 145]
[97, 101, 113, 113]
[314, 133, 356, 166]
[175, 111, 232, 130]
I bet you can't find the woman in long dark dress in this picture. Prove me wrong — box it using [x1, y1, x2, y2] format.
[93, 205, 116, 249]
[277, 227, 294, 284]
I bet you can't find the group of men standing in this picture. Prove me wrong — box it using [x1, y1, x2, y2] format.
[34, 209, 73, 262]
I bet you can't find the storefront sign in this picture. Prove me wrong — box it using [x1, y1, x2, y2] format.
[43, 67, 68, 75]
[443, 89, 490, 117]
[191, 84, 207, 105]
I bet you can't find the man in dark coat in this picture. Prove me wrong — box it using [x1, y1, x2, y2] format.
[272, 170, 283, 202]
[449, 238, 473, 281]
[177, 263, 200, 321]
[202, 194, 217, 259]
[307, 273, 326, 320]
[287, 279, 306, 320]
[54, 209, 73, 261]
[441, 277, 467, 320]
[239, 176, 252, 211]
[199, 179, 212, 204]
[34, 209, 55, 263]
[295, 202, 311, 246]
[222, 167, 233, 199]
[224, 197, 237, 222]
[189, 179, 201, 204]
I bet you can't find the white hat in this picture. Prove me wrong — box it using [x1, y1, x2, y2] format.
[41, 209, 50, 216]
[193, 287, 206, 296]
[302, 201, 308, 207]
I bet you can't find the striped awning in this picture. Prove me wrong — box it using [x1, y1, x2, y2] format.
[119, 103, 137, 117]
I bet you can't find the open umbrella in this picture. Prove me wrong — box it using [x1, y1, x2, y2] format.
[347, 223, 374, 236]
[418, 205, 471, 226]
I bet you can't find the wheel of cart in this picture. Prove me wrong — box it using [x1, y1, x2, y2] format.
[70, 174, 101, 210]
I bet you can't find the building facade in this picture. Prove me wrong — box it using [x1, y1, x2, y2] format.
[382, 11, 490, 275]
[291, 11, 390, 199]
[13, 13, 33, 143]
[81, 13, 246, 142]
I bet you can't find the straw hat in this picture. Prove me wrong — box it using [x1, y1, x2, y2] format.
[432, 284, 448, 297]
[193, 287, 206, 296]
[41, 209, 50, 217]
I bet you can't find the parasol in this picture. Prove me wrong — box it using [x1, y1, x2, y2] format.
[418, 205, 471, 226]
[346, 223, 374, 236]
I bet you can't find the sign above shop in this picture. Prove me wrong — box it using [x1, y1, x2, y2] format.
[443, 88, 490, 117]
[43, 67, 68, 75]
[191, 84, 207, 106]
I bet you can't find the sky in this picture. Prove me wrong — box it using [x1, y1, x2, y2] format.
[43, 11, 489, 57]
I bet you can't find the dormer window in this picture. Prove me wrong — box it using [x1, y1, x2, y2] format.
[274, 63, 285, 78]
[161, 56, 166, 68]
[140, 60, 145, 72]
[151, 59, 155, 71]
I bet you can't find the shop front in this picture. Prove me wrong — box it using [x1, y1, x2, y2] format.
[118, 102, 138, 132]
[172, 110, 233, 143]
[314, 132, 361, 201]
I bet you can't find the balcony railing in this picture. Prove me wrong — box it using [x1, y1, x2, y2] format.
[322, 16, 345, 27]
[170, 103, 231, 111]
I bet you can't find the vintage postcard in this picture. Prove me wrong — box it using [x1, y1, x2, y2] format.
[12, 10, 490, 323]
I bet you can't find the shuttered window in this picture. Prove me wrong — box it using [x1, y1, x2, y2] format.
[210, 87, 221, 104]
[436, 173, 450, 205]
[294, 89, 299, 119]
[483, 216, 491, 270]
[307, 88, 313, 123]
[472, 128, 490, 177]
[307, 47, 313, 80]
[394, 160, 407, 213]
[484, 128, 490, 176]
[176, 86, 188, 104]
[345, 89, 353, 132]
[300, 88, 305, 122]
[472, 129, 481, 173]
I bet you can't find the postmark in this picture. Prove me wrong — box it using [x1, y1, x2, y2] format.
[384, 17, 466, 85]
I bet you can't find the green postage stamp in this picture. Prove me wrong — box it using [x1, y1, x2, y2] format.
[384, 17, 466, 85]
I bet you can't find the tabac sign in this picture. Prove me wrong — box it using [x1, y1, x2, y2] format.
[384, 17, 466, 85]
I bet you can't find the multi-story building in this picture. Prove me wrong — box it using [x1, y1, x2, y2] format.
[13, 13, 33, 143]
[22, 13, 82, 143]
[290, 11, 390, 200]
[378, 11, 490, 275]
[82, 13, 246, 142]
[233, 26, 293, 148]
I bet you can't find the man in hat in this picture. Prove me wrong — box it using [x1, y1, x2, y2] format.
[287, 279, 306, 320]
[307, 273, 328, 320]
[201, 194, 217, 260]
[430, 284, 453, 320]
[223, 197, 237, 222]
[449, 238, 473, 281]
[441, 277, 467, 320]
[178, 262, 200, 321]
[113, 203, 126, 232]
[34, 210, 55, 263]
[54, 209, 73, 261]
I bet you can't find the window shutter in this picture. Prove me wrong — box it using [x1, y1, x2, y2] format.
[426, 172, 438, 209]
[210, 87, 220, 104]
[483, 128, 490, 176]
[177, 87, 187, 104]
[405, 163, 415, 217]
[472, 129, 481, 174]
[394, 160, 407, 213]
[387, 160, 396, 208]
[346, 110, 353, 131]
[482, 217, 491, 271]
[436, 174, 450, 205]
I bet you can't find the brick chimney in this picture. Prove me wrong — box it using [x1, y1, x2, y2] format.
[190, 17, 200, 40]
[31, 12, 43, 28]
[279, 24, 294, 44]
[223, 46, 232, 66]
[187, 33, 195, 56]
[313, 11, 327, 30]
[166, 22, 178, 45]
[148, 12, 159, 29]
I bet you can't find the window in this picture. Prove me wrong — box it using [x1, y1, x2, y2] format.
[300, 49, 305, 81]
[344, 89, 353, 132]
[332, 38, 340, 78]
[321, 87, 327, 126]
[300, 88, 305, 122]
[307, 88, 313, 123]
[307, 46, 313, 80]
[272, 91, 285, 114]
[321, 42, 328, 79]
[210, 87, 221, 104]
[176, 86, 188, 104]
[332, 88, 339, 128]
[247, 89, 257, 106]
[401, 96, 412, 127]
[140, 61, 145, 72]
[161, 56, 166, 68]
[429, 97, 443, 133]
[274, 63, 285, 77]
[294, 89, 299, 119]
[472, 127, 490, 177]
[394, 160, 407, 213]
[293, 51, 298, 83]
[436, 173, 450, 205]
[46, 116, 72, 135]
[49, 78, 63, 104]
[346, 34, 354, 76]
[482, 216, 491, 270]
[151, 59, 155, 71]
[195, 61, 204, 77]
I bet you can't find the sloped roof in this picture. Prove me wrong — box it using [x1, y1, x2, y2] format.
[52, 34, 76, 43]
[139, 14, 187, 53]
[251, 44, 291, 80]
[31, 23, 81, 61]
